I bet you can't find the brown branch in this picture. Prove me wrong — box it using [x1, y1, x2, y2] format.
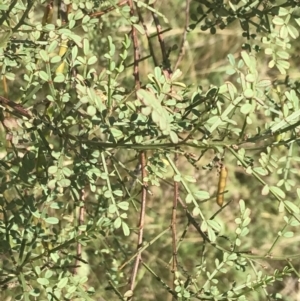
[90, 0, 128, 18]
[0, 96, 32, 119]
[0, 0, 17, 26]
[136, 8, 158, 67]
[73, 189, 86, 275]
[171, 152, 179, 300]
[12, 0, 35, 32]
[128, 152, 147, 300]
[151, 3, 172, 77]
[2, 76, 8, 98]
[174, 0, 191, 71]
[127, 2, 145, 297]
[128, 1, 141, 89]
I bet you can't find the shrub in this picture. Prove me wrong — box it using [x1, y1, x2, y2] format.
[1, 0, 300, 300]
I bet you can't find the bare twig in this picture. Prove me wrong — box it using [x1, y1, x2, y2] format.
[136, 8, 158, 67]
[119, 227, 171, 271]
[151, 4, 172, 77]
[127, 1, 146, 299]
[90, 0, 128, 18]
[171, 152, 179, 300]
[129, 2, 141, 89]
[73, 189, 86, 275]
[128, 151, 147, 300]
[0, 95, 32, 118]
[0, 0, 17, 26]
[174, 0, 191, 70]
[12, 0, 35, 32]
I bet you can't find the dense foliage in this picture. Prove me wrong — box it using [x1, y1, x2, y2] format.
[1, 0, 300, 300]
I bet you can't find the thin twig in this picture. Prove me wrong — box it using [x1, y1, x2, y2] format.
[136, 8, 158, 67]
[174, 0, 191, 70]
[0, 0, 17, 26]
[129, 1, 141, 89]
[73, 189, 86, 275]
[0, 95, 32, 118]
[171, 152, 179, 300]
[177, 197, 207, 242]
[90, 0, 128, 18]
[12, 0, 35, 32]
[128, 152, 147, 300]
[151, 4, 172, 77]
[127, 0, 146, 299]
[119, 227, 171, 271]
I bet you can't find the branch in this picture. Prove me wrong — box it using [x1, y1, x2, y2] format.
[0, 96, 32, 118]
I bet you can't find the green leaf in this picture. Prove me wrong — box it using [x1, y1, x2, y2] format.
[270, 186, 286, 199]
[104, 190, 112, 198]
[113, 190, 123, 197]
[174, 174, 181, 182]
[87, 105, 96, 116]
[114, 217, 122, 229]
[200, 220, 207, 232]
[240, 227, 249, 237]
[48, 166, 58, 174]
[278, 7, 289, 16]
[87, 56, 97, 65]
[44, 217, 59, 224]
[277, 59, 290, 70]
[240, 103, 252, 114]
[227, 53, 235, 66]
[39, 71, 49, 81]
[284, 201, 300, 214]
[192, 207, 200, 216]
[245, 74, 255, 82]
[117, 201, 129, 210]
[109, 205, 117, 214]
[133, 24, 145, 35]
[54, 74, 65, 83]
[57, 277, 69, 289]
[272, 16, 285, 25]
[185, 194, 193, 203]
[107, 35, 115, 56]
[83, 38, 89, 56]
[110, 127, 123, 139]
[183, 175, 196, 183]
[280, 25, 288, 39]
[207, 226, 216, 242]
[241, 51, 251, 68]
[253, 167, 268, 176]
[37, 278, 49, 286]
[287, 24, 299, 39]
[207, 220, 221, 232]
[276, 50, 289, 59]
[48, 40, 59, 53]
[243, 88, 254, 98]
[62, 167, 72, 177]
[39, 50, 49, 62]
[170, 131, 178, 144]
[256, 79, 272, 88]
[226, 68, 236, 75]
[50, 55, 62, 64]
[261, 184, 269, 195]
[57, 178, 71, 187]
[265, 48, 273, 55]
[0, 25, 12, 48]
[283, 231, 294, 238]
[124, 290, 133, 298]
[193, 190, 210, 200]
[122, 221, 130, 236]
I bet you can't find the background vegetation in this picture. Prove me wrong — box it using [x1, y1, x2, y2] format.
[1, 0, 300, 300]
